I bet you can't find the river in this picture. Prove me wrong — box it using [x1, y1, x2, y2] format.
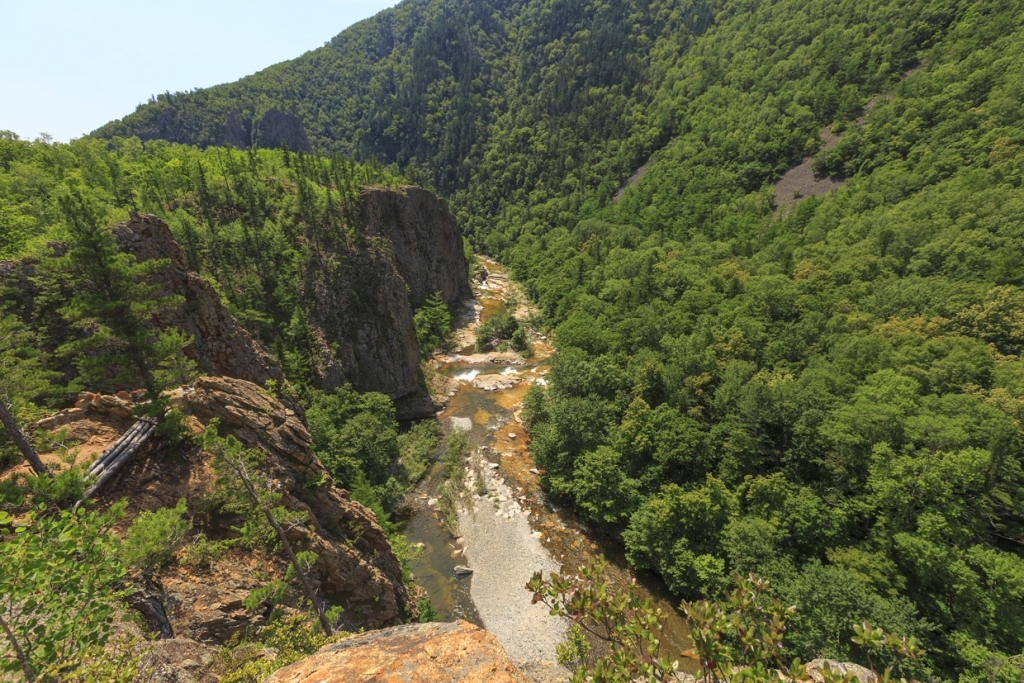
[401, 258, 694, 679]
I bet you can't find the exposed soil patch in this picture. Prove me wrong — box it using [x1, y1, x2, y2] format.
[614, 160, 652, 203]
[774, 126, 845, 210]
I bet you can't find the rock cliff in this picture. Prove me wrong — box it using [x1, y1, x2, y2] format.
[360, 186, 472, 307]
[109, 104, 313, 152]
[93, 375, 414, 640]
[299, 220, 421, 400]
[266, 621, 530, 683]
[112, 214, 284, 387]
[298, 186, 471, 414]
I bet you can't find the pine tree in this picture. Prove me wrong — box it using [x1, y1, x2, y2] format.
[0, 314, 58, 476]
[48, 192, 184, 396]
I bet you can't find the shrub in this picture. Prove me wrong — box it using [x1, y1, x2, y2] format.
[122, 498, 192, 577]
[475, 311, 521, 352]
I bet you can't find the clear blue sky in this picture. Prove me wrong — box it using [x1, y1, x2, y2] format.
[0, 0, 399, 142]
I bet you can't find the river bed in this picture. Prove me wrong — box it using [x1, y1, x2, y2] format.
[401, 258, 693, 679]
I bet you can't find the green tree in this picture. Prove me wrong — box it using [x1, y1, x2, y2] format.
[121, 498, 192, 579]
[413, 292, 453, 357]
[570, 446, 640, 524]
[0, 315, 57, 475]
[623, 475, 736, 597]
[48, 191, 183, 395]
[0, 504, 128, 682]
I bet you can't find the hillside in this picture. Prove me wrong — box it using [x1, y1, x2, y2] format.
[4, 0, 1024, 680]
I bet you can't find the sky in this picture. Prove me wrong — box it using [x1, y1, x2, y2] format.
[0, 0, 399, 142]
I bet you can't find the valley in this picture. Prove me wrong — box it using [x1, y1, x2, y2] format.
[3, 0, 1024, 680]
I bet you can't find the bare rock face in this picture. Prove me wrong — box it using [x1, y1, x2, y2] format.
[301, 229, 421, 400]
[112, 214, 284, 387]
[137, 638, 221, 683]
[301, 186, 471, 411]
[360, 186, 473, 307]
[255, 108, 312, 152]
[266, 621, 531, 683]
[164, 376, 414, 632]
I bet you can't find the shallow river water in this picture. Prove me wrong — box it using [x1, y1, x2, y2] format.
[401, 259, 694, 675]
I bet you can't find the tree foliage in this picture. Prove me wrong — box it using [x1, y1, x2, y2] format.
[0, 504, 128, 681]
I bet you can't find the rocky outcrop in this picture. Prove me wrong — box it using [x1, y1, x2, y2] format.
[300, 186, 471, 412]
[255, 108, 312, 152]
[161, 376, 414, 632]
[119, 104, 311, 153]
[301, 226, 421, 400]
[112, 214, 284, 387]
[266, 621, 531, 683]
[360, 186, 472, 307]
[137, 638, 220, 683]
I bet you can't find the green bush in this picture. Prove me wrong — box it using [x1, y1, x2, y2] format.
[122, 498, 192, 577]
[475, 311, 521, 352]
[414, 293, 453, 358]
[179, 532, 231, 570]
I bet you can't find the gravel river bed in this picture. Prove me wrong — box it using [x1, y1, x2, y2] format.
[401, 258, 694, 681]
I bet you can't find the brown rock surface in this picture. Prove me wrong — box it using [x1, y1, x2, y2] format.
[158, 376, 414, 633]
[136, 638, 221, 683]
[112, 214, 284, 386]
[266, 621, 530, 683]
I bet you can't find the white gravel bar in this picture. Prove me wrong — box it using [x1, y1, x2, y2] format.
[457, 461, 567, 671]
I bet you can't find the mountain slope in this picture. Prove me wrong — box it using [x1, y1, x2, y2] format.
[57, 0, 1024, 678]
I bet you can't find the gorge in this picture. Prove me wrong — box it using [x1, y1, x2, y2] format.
[3, 0, 1024, 681]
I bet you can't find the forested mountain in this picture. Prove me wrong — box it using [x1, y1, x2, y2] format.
[7, 0, 1024, 679]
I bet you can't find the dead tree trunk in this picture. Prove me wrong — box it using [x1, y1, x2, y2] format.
[0, 399, 49, 477]
[127, 591, 174, 640]
[233, 459, 333, 637]
[79, 419, 156, 503]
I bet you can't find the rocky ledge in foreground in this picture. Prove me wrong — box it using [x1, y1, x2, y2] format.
[266, 620, 530, 683]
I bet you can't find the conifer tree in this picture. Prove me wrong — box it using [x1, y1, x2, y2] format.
[48, 191, 184, 396]
[0, 315, 57, 476]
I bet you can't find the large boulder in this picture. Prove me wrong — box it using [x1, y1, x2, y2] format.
[266, 621, 531, 683]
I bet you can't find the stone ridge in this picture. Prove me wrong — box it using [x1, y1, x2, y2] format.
[112, 214, 285, 387]
[266, 620, 531, 683]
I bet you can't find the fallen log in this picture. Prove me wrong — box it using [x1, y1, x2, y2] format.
[87, 419, 151, 477]
[79, 419, 157, 503]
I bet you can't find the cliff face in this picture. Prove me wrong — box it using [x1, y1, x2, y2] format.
[115, 104, 313, 152]
[112, 215, 284, 387]
[301, 186, 471, 409]
[115, 192, 471, 404]
[360, 186, 472, 307]
[301, 224, 422, 400]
